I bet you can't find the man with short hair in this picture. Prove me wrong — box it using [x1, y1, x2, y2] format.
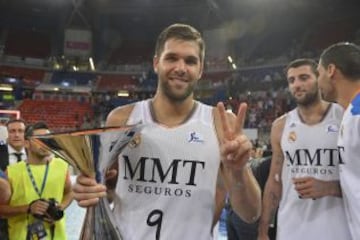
[258, 58, 351, 240]
[73, 23, 261, 240]
[317, 42, 360, 239]
[0, 122, 73, 240]
[0, 119, 27, 171]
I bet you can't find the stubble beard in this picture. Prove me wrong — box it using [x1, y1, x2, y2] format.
[295, 89, 320, 107]
[160, 80, 196, 103]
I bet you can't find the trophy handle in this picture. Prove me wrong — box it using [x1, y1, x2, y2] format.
[79, 206, 95, 240]
[79, 199, 122, 240]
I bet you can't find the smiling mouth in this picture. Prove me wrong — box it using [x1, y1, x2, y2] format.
[170, 77, 188, 82]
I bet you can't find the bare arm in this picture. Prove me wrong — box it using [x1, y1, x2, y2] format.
[258, 116, 285, 239]
[0, 204, 29, 218]
[227, 165, 261, 223]
[212, 172, 226, 228]
[0, 177, 10, 204]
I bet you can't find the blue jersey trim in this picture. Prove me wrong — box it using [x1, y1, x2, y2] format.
[351, 93, 360, 115]
[0, 169, 6, 179]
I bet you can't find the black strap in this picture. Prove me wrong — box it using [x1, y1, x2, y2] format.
[25, 162, 49, 198]
[50, 224, 55, 240]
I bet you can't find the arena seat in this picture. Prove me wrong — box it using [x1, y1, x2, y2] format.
[18, 99, 92, 131]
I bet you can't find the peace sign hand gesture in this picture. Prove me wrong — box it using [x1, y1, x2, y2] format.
[217, 102, 252, 171]
[216, 102, 261, 223]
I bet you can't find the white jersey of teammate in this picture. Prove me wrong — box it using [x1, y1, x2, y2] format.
[112, 99, 220, 240]
[338, 92, 360, 239]
[278, 103, 351, 240]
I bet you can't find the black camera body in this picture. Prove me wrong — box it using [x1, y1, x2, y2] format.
[33, 198, 64, 221]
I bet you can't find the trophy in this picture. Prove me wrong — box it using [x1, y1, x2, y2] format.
[31, 124, 143, 240]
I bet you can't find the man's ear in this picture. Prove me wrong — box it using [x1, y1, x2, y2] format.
[153, 55, 159, 74]
[326, 63, 336, 78]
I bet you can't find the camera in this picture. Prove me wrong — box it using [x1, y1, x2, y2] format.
[33, 198, 64, 221]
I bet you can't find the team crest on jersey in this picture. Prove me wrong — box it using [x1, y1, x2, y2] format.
[326, 124, 338, 133]
[128, 134, 141, 148]
[288, 131, 297, 143]
[188, 131, 204, 143]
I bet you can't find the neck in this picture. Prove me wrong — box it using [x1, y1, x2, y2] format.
[297, 99, 329, 125]
[27, 156, 50, 165]
[10, 145, 23, 152]
[336, 79, 360, 108]
[151, 94, 196, 127]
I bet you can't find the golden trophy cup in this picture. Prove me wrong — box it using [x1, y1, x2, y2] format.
[31, 124, 143, 240]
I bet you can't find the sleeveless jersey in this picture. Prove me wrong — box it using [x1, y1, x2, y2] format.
[338, 93, 360, 239]
[112, 99, 221, 240]
[7, 158, 68, 240]
[278, 103, 351, 240]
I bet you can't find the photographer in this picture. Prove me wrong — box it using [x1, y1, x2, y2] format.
[0, 122, 73, 240]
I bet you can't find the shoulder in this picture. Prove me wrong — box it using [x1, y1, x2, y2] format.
[7, 161, 25, 172]
[272, 113, 287, 132]
[51, 157, 68, 168]
[0, 143, 8, 151]
[106, 103, 137, 126]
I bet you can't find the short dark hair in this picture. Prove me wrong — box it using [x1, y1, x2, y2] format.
[6, 118, 26, 128]
[25, 122, 49, 139]
[319, 42, 360, 81]
[155, 23, 205, 63]
[284, 58, 319, 77]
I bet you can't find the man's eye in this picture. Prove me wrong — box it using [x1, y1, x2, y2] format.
[166, 56, 177, 61]
[186, 60, 197, 65]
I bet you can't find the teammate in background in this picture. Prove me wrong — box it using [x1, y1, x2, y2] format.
[317, 42, 360, 239]
[73, 23, 261, 240]
[258, 59, 351, 240]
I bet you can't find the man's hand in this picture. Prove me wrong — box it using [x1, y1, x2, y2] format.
[217, 102, 252, 172]
[29, 199, 49, 216]
[217, 102, 261, 223]
[293, 177, 341, 199]
[73, 174, 107, 208]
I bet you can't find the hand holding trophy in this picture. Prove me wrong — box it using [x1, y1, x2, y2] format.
[31, 124, 143, 240]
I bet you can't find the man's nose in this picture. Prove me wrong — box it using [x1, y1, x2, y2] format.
[174, 60, 186, 74]
[292, 78, 303, 88]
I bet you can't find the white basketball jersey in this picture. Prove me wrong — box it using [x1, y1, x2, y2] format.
[278, 103, 351, 240]
[338, 93, 360, 239]
[113, 99, 220, 240]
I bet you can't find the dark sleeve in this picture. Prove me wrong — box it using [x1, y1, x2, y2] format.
[253, 156, 271, 192]
[0, 145, 9, 171]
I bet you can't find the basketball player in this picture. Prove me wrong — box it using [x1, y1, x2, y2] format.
[257, 59, 351, 240]
[73, 23, 261, 239]
[317, 42, 360, 239]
